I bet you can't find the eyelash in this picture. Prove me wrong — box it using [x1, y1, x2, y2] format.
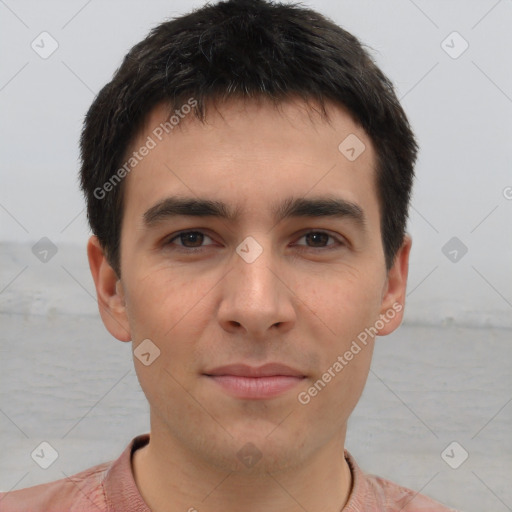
[164, 230, 345, 253]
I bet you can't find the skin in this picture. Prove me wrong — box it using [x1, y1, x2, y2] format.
[88, 96, 412, 512]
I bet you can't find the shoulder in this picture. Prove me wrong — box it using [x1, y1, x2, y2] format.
[344, 450, 460, 512]
[365, 473, 460, 511]
[0, 461, 111, 512]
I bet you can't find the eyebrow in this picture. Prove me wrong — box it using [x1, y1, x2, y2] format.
[143, 195, 367, 230]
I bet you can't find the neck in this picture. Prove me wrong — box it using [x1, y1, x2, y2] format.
[132, 422, 352, 512]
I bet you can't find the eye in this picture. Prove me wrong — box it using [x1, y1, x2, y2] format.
[294, 231, 344, 251]
[165, 230, 214, 251]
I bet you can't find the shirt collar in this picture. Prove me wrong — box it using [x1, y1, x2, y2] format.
[103, 433, 151, 512]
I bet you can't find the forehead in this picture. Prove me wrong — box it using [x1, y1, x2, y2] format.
[121, 96, 380, 232]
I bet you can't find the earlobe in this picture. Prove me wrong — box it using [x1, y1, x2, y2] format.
[376, 234, 412, 336]
[87, 235, 131, 342]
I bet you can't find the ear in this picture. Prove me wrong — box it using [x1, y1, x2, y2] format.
[87, 235, 131, 342]
[375, 234, 412, 336]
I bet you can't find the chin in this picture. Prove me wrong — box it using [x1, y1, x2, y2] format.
[185, 423, 308, 475]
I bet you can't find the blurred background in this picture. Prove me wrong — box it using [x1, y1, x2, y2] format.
[1, 1, 511, 510]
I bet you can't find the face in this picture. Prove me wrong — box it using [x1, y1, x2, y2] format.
[88, 96, 410, 473]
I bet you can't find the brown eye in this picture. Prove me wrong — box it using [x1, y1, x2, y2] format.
[304, 232, 329, 247]
[177, 232, 205, 247]
[295, 231, 343, 250]
[166, 230, 214, 251]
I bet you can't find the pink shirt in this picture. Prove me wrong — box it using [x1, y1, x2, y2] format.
[0, 433, 459, 511]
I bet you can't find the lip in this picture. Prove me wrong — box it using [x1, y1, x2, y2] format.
[205, 363, 304, 378]
[203, 363, 306, 399]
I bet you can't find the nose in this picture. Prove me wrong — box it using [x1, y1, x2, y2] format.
[217, 236, 296, 339]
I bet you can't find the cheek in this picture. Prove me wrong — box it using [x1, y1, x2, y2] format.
[299, 271, 381, 406]
[301, 312, 375, 427]
[124, 269, 205, 336]
[296, 337, 374, 440]
[124, 269, 217, 388]
[307, 270, 383, 345]
[125, 273, 208, 412]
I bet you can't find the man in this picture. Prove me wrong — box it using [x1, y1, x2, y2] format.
[1, 0, 459, 510]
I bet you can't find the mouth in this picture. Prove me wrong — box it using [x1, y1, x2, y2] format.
[203, 363, 306, 400]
